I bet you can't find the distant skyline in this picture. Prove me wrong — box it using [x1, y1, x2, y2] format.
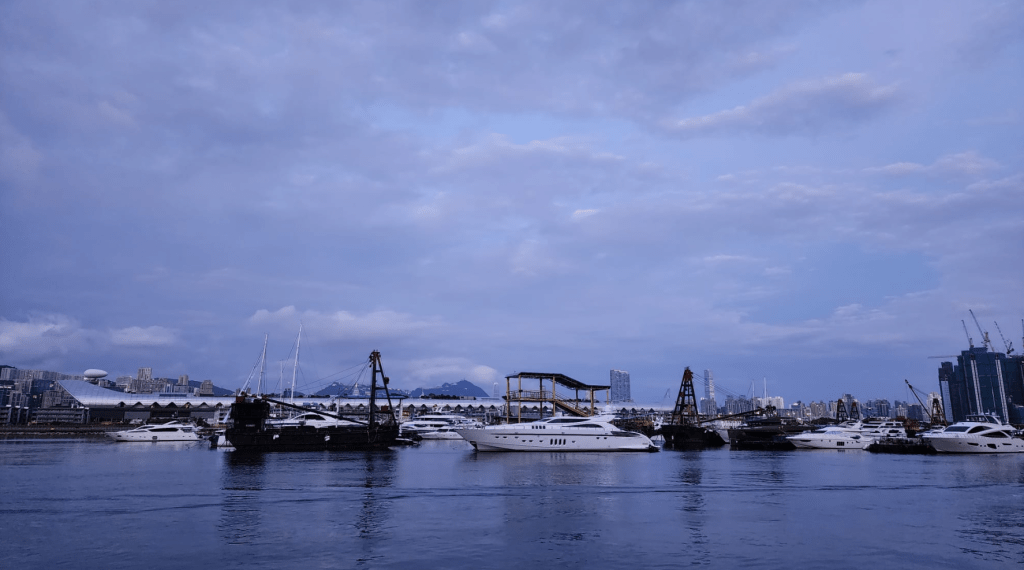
[2, 1, 1022, 404]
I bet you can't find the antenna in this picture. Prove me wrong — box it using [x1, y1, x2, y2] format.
[969, 309, 992, 350]
[961, 320, 973, 348]
[994, 321, 1013, 355]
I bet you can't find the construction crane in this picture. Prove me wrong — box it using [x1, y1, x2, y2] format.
[969, 309, 993, 351]
[961, 320, 973, 349]
[994, 321, 1014, 355]
[905, 379, 946, 426]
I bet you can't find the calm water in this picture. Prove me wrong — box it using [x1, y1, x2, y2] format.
[1, 438, 1023, 569]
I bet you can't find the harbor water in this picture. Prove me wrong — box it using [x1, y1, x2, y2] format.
[2, 438, 1023, 569]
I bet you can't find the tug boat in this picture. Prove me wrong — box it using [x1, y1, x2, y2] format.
[225, 351, 399, 452]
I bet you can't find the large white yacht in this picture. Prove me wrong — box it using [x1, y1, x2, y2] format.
[922, 414, 1024, 453]
[108, 421, 202, 442]
[786, 422, 871, 450]
[456, 416, 658, 452]
[266, 411, 360, 429]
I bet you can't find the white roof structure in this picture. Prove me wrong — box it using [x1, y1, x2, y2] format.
[59, 380, 237, 408]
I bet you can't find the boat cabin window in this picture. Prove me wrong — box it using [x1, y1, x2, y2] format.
[574, 424, 602, 429]
[967, 426, 988, 434]
[547, 418, 588, 424]
[981, 431, 1009, 438]
[944, 426, 970, 432]
[152, 427, 181, 432]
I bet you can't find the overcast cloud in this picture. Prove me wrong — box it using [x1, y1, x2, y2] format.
[2, 0, 1022, 403]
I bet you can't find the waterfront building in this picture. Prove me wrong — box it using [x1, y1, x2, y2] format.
[941, 346, 1024, 423]
[199, 380, 215, 396]
[610, 369, 631, 403]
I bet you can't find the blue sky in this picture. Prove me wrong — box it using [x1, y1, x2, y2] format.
[2, 1, 1022, 404]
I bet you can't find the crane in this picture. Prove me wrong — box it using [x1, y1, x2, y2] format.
[993, 321, 1014, 355]
[969, 309, 993, 351]
[905, 379, 946, 426]
[961, 320, 973, 349]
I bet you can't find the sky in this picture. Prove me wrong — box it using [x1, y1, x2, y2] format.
[2, 0, 1022, 405]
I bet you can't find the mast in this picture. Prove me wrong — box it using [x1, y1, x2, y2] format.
[256, 334, 268, 396]
[290, 324, 302, 404]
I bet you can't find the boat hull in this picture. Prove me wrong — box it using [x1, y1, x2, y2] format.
[659, 424, 727, 449]
[922, 436, 1024, 454]
[456, 428, 657, 452]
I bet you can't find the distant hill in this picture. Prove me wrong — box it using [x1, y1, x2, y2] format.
[311, 382, 410, 398]
[409, 380, 488, 398]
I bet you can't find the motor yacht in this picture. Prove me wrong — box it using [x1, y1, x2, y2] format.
[266, 411, 360, 429]
[859, 418, 907, 440]
[399, 414, 481, 437]
[786, 423, 871, 450]
[417, 426, 466, 440]
[922, 414, 1024, 453]
[456, 416, 658, 452]
[108, 421, 202, 443]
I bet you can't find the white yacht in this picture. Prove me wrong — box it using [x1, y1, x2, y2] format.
[859, 418, 907, 440]
[266, 411, 360, 429]
[108, 421, 202, 443]
[922, 414, 1024, 453]
[417, 426, 466, 440]
[399, 414, 480, 437]
[456, 416, 658, 452]
[786, 423, 871, 450]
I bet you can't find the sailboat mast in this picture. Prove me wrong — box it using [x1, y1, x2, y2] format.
[256, 334, 268, 396]
[290, 324, 302, 404]
[369, 351, 379, 431]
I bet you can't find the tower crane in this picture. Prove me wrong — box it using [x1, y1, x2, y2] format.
[961, 320, 973, 349]
[969, 309, 993, 351]
[993, 321, 1014, 355]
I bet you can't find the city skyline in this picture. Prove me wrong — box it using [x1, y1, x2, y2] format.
[2, 2, 1022, 403]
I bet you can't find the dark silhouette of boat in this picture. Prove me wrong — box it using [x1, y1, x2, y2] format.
[226, 351, 399, 452]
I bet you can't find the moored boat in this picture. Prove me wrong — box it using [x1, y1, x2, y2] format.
[225, 351, 400, 452]
[108, 421, 202, 443]
[922, 414, 1024, 454]
[456, 416, 658, 452]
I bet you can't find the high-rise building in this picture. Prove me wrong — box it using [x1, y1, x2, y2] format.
[610, 370, 631, 402]
[130, 367, 152, 393]
[941, 346, 1024, 423]
[177, 374, 189, 386]
[702, 369, 716, 415]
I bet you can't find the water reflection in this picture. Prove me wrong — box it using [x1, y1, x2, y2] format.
[219, 453, 266, 545]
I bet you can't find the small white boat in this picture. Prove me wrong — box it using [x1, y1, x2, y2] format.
[266, 411, 360, 429]
[456, 416, 658, 452]
[108, 421, 202, 443]
[417, 426, 466, 440]
[859, 418, 907, 440]
[922, 414, 1024, 453]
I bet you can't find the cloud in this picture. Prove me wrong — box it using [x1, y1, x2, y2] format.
[0, 314, 91, 362]
[400, 356, 499, 387]
[865, 151, 1000, 177]
[109, 326, 179, 347]
[665, 73, 901, 137]
[248, 306, 444, 341]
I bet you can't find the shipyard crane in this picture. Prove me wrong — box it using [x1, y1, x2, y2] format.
[994, 321, 1014, 355]
[961, 320, 973, 349]
[905, 379, 946, 426]
[969, 309, 993, 351]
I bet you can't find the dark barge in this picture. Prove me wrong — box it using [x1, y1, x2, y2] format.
[226, 350, 399, 452]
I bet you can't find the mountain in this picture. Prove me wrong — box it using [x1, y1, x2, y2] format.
[311, 382, 410, 398]
[409, 380, 488, 398]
